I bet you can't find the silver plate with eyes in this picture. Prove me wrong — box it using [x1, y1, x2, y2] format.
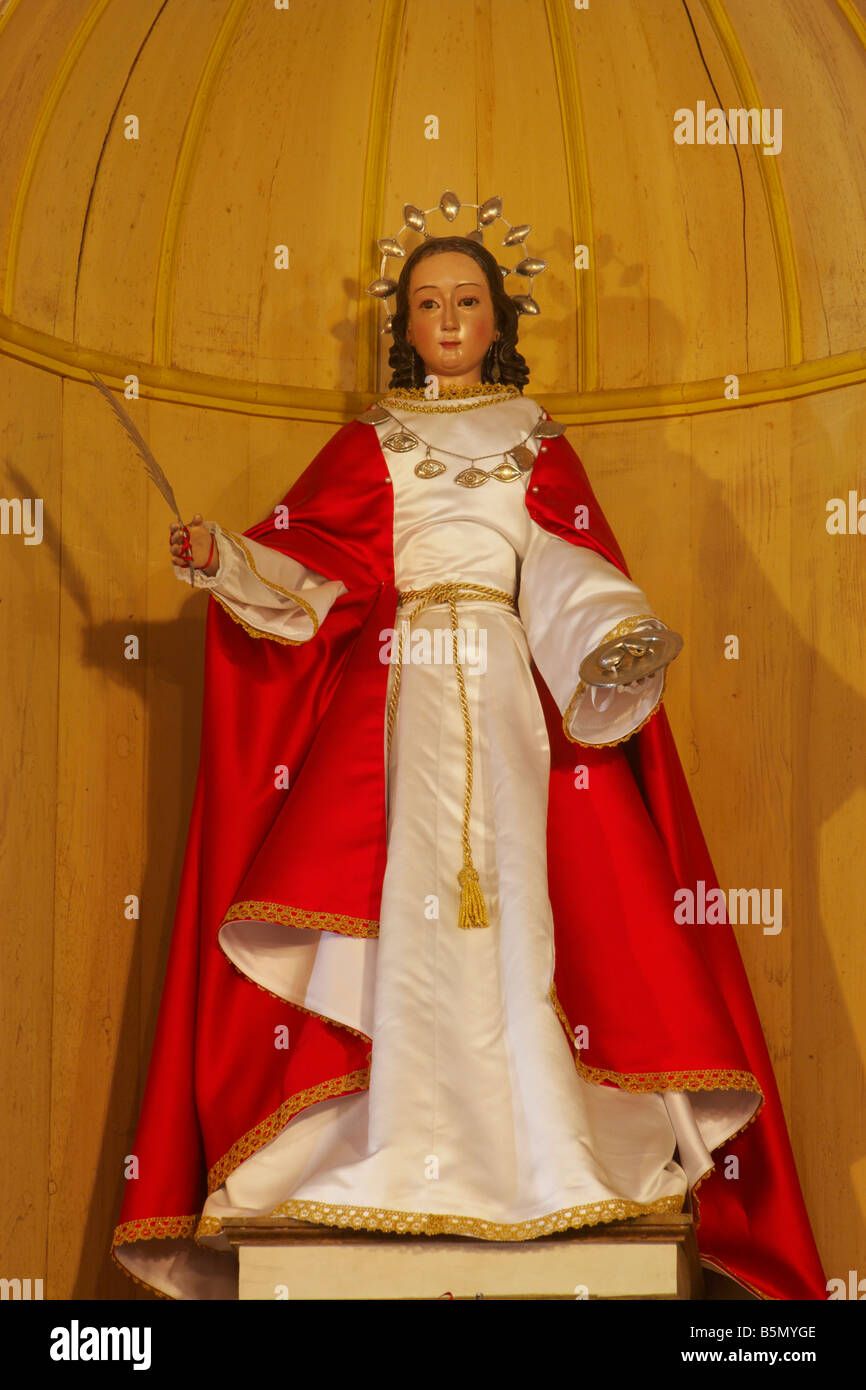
[579, 625, 683, 687]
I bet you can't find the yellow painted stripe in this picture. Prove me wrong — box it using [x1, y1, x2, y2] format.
[355, 0, 407, 392]
[3, 313, 862, 424]
[544, 349, 866, 420]
[0, 0, 25, 42]
[2, 0, 114, 317]
[153, 0, 248, 365]
[700, 0, 803, 364]
[836, 0, 866, 52]
[545, 0, 598, 392]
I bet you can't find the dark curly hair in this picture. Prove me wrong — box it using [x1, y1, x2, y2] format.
[386, 235, 530, 391]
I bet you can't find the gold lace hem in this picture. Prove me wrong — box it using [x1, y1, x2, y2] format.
[222, 900, 379, 938]
[112, 1214, 199, 1247]
[207, 531, 320, 646]
[228, 532, 320, 630]
[195, 1215, 224, 1241]
[110, 1247, 175, 1301]
[549, 982, 763, 1097]
[257, 1192, 685, 1240]
[211, 593, 310, 646]
[111, 1215, 227, 1300]
[206, 1067, 371, 1194]
[562, 615, 668, 747]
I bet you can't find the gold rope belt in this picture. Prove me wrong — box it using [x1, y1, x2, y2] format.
[386, 581, 519, 930]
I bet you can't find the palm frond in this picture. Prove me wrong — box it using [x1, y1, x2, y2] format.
[89, 372, 182, 521]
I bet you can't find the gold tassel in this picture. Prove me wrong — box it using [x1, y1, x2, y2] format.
[457, 864, 489, 929]
[390, 582, 517, 932]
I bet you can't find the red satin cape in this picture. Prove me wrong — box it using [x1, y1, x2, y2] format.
[113, 415, 826, 1301]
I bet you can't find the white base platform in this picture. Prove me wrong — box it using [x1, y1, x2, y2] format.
[222, 1213, 705, 1300]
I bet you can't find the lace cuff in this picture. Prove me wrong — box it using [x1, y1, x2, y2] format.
[175, 522, 346, 645]
[563, 616, 669, 747]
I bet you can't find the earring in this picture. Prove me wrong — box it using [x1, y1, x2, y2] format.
[490, 339, 501, 383]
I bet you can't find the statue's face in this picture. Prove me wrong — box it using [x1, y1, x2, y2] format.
[405, 251, 498, 386]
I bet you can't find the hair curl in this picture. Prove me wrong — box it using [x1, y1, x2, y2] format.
[386, 235, 530, 391]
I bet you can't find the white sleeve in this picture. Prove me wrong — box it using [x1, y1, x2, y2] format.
[175, 521, 347, 645]
[518, 520, 672, 746]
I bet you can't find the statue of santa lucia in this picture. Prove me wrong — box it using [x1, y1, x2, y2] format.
[112, 195, 826, 1302]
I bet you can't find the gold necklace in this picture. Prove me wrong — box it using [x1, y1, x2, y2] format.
[356, 400, 565, 486]
[379, 383, 520, 414]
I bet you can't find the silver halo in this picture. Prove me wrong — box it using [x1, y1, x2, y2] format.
[365, 190, 547, 335]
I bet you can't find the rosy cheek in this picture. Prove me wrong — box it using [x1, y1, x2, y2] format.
[470, 319, 490, 348]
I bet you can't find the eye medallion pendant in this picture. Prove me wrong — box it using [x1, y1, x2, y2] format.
[490, 460, 522, 483]
[414, 449, 533, 487]
[454, 468, 491, 488]
[382, 429, 420, 452]
[414, 458, 447, 479]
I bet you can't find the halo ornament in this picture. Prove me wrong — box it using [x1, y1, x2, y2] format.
[365, 190, 547, 334]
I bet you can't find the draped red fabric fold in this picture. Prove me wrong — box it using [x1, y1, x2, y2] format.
[114, 415, 826, 1301]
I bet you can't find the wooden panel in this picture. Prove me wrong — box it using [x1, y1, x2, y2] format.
[8, 1, 167, 338]
[46, 377, 149, 1297]
[168, 0, 382, 387]
[570, 0, 786, 385]
[0, 356, 61, 1295]
[0, 0, 91, 312]
[789, 380, 866, 1281]
[483, 0, 580, 395]
[72, 2, 227, 363]
[727, 0, 866, 357]
[379, 0, 478, 391]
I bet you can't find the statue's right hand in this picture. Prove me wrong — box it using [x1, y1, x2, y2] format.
[169, 514, 217, 573]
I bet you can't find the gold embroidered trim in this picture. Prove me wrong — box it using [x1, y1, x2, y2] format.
[562, 614, 668, 748]
[111, 1216, 228, 1299]
[222, 951, 373, 1048]
[549, 983, 763, 1096]
[229, 533, 320, 630]
[211, 592, 309, 646]
[112, 1214, 199, 1248]
[264, 1192, 685, 1240]
[380, 384, 520, 413]
[389, 382, 516, 398]
[206, 1067, 371, 1195]
[223, 900, 379, 938]
[206, 531, 320, 646]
